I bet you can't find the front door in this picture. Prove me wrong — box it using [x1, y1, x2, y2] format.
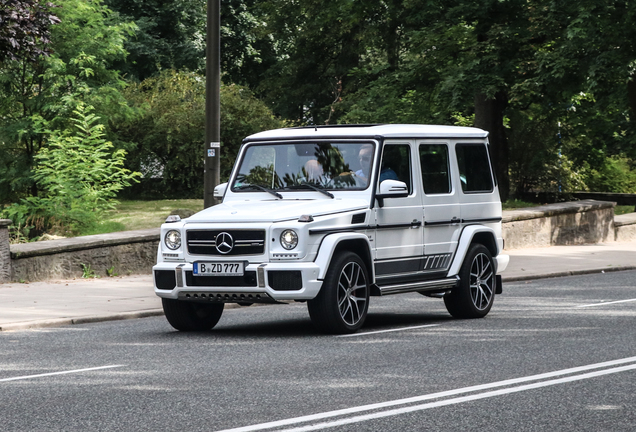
[373, 143, 423, 285]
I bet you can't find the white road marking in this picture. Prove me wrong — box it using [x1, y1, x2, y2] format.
[276, 363, 636, 432]
[0, 365, 124, 383]
[215, 355, 636, 432]
[335, 324, 440, 338]
[576, 298, 636, 308]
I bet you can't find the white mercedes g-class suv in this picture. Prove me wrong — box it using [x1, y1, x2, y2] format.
[153, 124, 509, 334]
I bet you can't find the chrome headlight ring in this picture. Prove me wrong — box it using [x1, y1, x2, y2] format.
[280, 229, 298, 250]
[165, 230, 182, 250]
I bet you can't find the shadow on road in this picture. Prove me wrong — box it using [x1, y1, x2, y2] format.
[154, 311, 452, 339]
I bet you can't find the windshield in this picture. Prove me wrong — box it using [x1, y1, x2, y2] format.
[232, 142, 375, 191]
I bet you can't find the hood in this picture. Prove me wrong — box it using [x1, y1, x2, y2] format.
[185, 198, 369, 223]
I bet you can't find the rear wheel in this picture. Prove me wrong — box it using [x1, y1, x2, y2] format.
[444, 244, 495, 318]
[308, 251, 370, 334]
[162, 298, 224, 331]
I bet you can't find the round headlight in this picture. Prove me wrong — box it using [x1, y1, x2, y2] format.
[280, 229, 298, 250]
[165, 230, 182, 250]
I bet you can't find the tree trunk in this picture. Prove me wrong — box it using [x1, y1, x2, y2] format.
[474, 92, 510, 201]
[628, 79, 636, 124]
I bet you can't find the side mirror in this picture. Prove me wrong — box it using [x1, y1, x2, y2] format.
[376, 180, 408, 207]
[213, 182, 228, 200]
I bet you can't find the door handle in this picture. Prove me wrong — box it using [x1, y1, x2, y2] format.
[451, 217, 461, 225]
[411, 220, 422, 227]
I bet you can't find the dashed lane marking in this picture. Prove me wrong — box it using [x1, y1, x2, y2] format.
[335, 324, 440, 338]
[576, 298, 636, 308]
[0, 365, 125, 383]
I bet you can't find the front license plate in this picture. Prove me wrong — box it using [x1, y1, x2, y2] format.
[193, 262, 244, 276]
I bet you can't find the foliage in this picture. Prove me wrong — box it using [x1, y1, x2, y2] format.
[0, 0, 60, 63]
[114, 70, 281, 198]
[0, 0, 136, 204]
[3, 0, 636, 215]
[81, 263, 98, 278]
[104, 0, 275, 85]
[582, 156, 636, 193]
[2, 104, 140, 238]
[103, 0, 206, 81]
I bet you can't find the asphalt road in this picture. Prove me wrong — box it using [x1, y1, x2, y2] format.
[1, 270, 636, 431]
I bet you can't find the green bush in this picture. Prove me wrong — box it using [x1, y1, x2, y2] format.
[583, 155, 636, 193]
[2, 104, 140, 239]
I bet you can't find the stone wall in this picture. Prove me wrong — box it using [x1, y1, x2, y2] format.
[614, 213, 636, 242]
[502, 200, 615, 249]
[0, 219, 11, 283]
[1, 200, 635, 282]
[9, 228, 159, 282]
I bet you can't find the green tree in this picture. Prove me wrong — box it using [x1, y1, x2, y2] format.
[2, 103, 140, 237]
[0, 0, 136, 204]
[104, 0, 276, 85]
[114, 70, 282, 198]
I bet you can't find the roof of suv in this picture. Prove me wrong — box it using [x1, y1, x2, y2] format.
[245, 124, 488, 142]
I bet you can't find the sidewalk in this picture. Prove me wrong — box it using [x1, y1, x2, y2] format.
[1, 242, 635, 331]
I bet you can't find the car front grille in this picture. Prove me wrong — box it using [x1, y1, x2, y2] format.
[186, 230, 266, 256]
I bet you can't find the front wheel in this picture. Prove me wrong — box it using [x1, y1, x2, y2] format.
[162, 298, 224, 331]
[308, 252, 370, 334]
[444, 244, 496, 319]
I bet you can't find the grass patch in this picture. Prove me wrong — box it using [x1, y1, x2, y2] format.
[79, 221, 127, 236]
[502, 199, 537, 210]
[615, 205, 636, 215]
[77, 199, 204, 235]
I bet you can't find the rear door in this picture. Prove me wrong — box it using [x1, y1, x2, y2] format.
[419, 142, 461, 273]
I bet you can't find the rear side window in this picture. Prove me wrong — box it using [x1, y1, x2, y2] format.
[419, 144, 451, 194]
[455, 144, 494, 193]
[380, 144, 412, 193]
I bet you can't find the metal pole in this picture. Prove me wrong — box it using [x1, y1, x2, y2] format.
[204, 0, 221, 208]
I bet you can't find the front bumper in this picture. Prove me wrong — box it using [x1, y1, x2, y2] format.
[153, 261, 323, 302]
[496, 254, 510, 274]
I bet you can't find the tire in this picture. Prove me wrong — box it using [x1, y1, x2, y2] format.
[162, 298, 224, 331]
[444, 243, 496, 319]
[308, 251, 370, 334]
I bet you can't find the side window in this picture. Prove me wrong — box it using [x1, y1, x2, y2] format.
[419, 144, 451, 194]
[455, 143, 494, 193]
[380, 144, 412, 193]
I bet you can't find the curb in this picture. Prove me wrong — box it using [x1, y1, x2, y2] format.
[0, 303, 244, 332]
[0, 309, 164, 332]
[503, 265, 636, 283]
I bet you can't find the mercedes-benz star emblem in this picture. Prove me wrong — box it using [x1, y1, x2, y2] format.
[215, 232, 234, 254]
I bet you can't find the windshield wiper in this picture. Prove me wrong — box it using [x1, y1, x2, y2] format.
[286, 183, 334, 198]
[234, 184, 283, 199]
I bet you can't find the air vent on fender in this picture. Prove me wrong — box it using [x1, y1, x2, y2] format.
[351, 213, 366, 224]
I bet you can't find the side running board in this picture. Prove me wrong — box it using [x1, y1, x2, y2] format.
[378, 276, 459, 296]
